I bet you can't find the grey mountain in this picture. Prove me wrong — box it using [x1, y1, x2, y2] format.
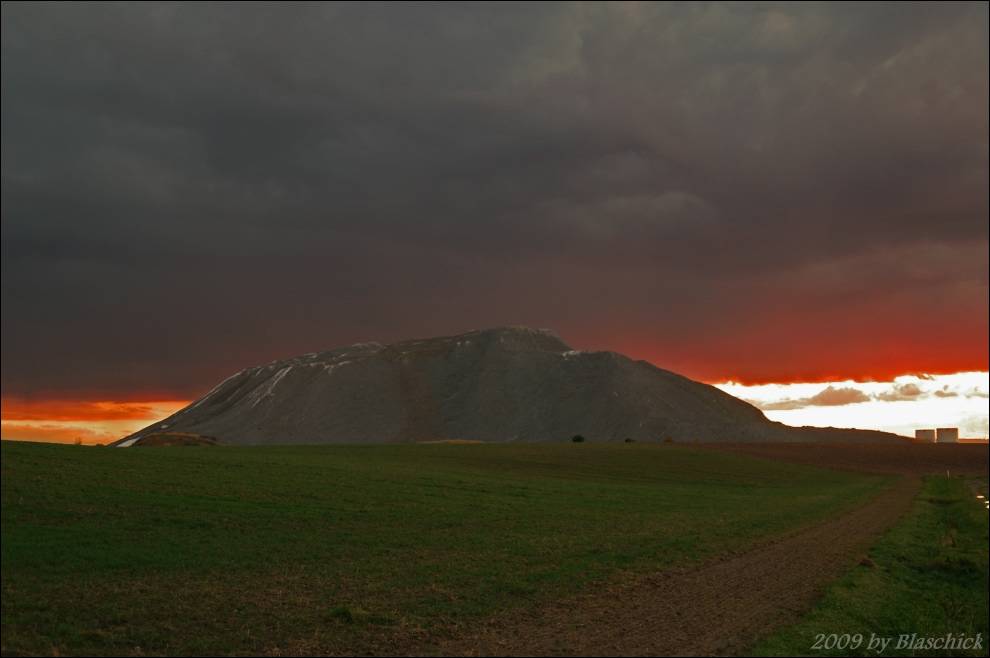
[115, 327, 903, 446]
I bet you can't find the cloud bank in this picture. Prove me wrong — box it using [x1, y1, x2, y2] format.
[2, 2, 987, 399]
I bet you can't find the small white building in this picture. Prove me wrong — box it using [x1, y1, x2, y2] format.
[915, 429, 936, 442]
[936, 427, 959, 443]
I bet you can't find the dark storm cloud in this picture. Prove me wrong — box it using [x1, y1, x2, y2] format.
[2, 2, 987, 397]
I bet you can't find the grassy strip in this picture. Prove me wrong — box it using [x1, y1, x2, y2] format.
[751, 475, 989, 657]
[2, 441, 887, 655]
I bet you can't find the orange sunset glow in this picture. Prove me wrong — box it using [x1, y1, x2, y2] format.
[1, 399, 189, 445]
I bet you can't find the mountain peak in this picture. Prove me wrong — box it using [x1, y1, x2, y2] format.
[115, 327, 903, 446]
[384, 326, 572, 355]
[461, 326, 570, 350]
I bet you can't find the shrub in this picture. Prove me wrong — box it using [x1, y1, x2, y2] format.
[325, 605, 394, 626]
[328, 606, 356, 624]
[571, 435, 585, 443]
[624, 438, 635, 443]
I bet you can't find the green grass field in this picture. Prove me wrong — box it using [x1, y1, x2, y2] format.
[752, 476, 989, 657]
[1, 441, 889, 655]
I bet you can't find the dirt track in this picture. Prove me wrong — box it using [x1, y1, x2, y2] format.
[412, 444, 989, 656]
[430, 474, 920, 657]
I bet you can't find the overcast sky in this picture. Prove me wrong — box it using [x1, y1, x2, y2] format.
[2, 2, 987, 401]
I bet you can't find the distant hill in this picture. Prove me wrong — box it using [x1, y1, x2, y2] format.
[113, 327, 906, 446]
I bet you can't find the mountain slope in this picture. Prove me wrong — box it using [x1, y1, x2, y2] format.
[115, 327, 904, 445]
